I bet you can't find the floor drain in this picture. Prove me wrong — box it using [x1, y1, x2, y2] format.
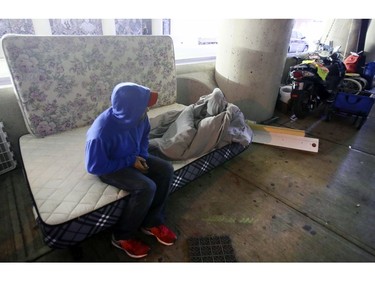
[187, 235, 237, 262]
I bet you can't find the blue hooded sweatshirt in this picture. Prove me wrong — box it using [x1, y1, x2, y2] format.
[85, 82, 151, 176]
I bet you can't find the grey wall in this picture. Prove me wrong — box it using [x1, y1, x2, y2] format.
[365, 19, 375, 62]
[319, 19, 362, 57]
[176, 61, 217, 105]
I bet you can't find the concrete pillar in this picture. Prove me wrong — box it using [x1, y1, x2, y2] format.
[364, 19, 375, 62]
[215, 19, 294, 122]
[320, 19, 362, 58]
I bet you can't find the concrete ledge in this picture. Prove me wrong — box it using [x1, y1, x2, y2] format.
[176, 61, 218, 105]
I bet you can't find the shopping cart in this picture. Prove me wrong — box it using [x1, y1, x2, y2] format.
[328, 91, 375, 130]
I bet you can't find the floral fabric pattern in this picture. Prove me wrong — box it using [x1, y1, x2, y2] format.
[0, 19, 35, 37]
[49, 19, 103, 35]
[2, 35, 177, 137]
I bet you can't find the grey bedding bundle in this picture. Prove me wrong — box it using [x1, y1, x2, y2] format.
[149, 88, 253, 160]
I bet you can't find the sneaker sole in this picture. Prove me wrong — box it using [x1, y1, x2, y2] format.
[111, 240, 148, 259]
[141, 228, 175, 246]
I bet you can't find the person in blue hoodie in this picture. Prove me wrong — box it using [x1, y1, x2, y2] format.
[85, 82, 177, 259]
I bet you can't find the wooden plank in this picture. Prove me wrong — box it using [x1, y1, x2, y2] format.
[247, 122, 319, 153]
[248, 122, 306, 136]
[252, 130, 319, 153]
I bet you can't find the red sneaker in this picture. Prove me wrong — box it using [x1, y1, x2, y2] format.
[111, 236, 150, 259]
[142, 225, 177, 246]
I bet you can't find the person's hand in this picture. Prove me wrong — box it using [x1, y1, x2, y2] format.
[134, 156, 149, 174]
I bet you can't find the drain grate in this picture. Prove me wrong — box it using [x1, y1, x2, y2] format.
[187, 235, 237, 262]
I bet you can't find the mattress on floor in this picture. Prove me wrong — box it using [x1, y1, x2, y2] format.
[21, 125, 128, 226]
[20, 102, 248, 248]
[20, 104, 186, 224]
[19, 104, 183, 248]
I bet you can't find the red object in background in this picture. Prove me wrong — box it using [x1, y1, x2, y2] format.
[344, 54, 361, 73]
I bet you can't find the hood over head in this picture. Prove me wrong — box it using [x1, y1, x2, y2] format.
[111, 82, 158, 125]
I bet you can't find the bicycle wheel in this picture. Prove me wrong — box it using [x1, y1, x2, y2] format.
[354, 77, 368, 89]
[338, 78, 362, 94]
